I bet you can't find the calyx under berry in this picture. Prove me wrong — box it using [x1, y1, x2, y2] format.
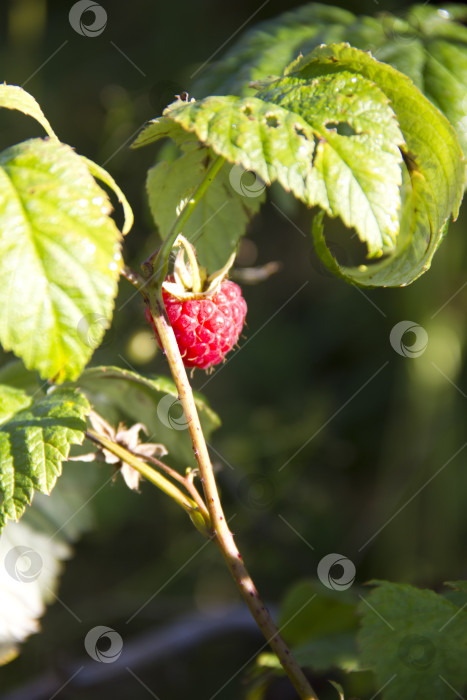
[162, 235, 236, 299]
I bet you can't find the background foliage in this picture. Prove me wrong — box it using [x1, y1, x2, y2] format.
[1, 1, 467, 698]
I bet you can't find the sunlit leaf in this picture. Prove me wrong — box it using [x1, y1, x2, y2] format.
[0, 389, 89, 530]
[0, 138, 123, 381]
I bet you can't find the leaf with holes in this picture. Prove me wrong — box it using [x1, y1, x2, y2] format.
[0, 389, 89, 532]
[0, 138, 123, 382]
[135, 43, 464, 287]
[192, 3, 467, 161]
[279, 43, 464, 286]
[256, 68, 405, 256]
[140, 64, 405, 259]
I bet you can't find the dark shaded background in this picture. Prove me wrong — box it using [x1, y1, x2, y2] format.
[1, 0, 467, 698]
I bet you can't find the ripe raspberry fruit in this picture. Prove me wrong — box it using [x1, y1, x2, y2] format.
[145, 236, 247, 370]
[146, 280, 247, 369]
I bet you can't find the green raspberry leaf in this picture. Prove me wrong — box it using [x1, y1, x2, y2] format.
[138, 75, 403, 259]
[192, 3, 467, 163]
[358, 581, 467, 700]
[0, 138, 123, 382]
[0, 389, 90, 532]
[286, 43, 464, 286]
[279, 579, 359, 673]
[366, 5, 467, 160]
[0, 385, 33, 426]
[146, 145, 264, 273]
[137, 45, 463, 286]
[255, 69, 404, 257]
[0, 84, 57, 139]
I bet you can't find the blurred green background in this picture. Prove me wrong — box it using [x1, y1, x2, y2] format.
[1, 0, 467, 698]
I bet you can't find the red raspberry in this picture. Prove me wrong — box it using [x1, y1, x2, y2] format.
[146, 280, 247, 369]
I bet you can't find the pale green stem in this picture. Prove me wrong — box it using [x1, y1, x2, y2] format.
[85, 429, 211, 537]
[143, 155, 225, 287]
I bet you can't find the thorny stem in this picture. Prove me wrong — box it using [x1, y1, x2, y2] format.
[85, 429, 211, 537]
[122, 264, 145, 288]
[146, 300, 320, 700]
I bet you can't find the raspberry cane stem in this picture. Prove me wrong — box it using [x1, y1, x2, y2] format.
[147, 294, 320, 700]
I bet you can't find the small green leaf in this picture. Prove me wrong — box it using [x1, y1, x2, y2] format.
[73, 366, 220, 466]
[147, 146, 263, 272]
[329, 680, 345, 700]
[0, 84, 57, 139]
[0, 389, 90, 531]
[132, 116, 196, 150]
[0, 385, 32, 426]
[445, 580, 467, 595]
[358, 581, 467, 700]
[134, 118, 263, 271]
[81, 155, 134, 236]
[0, 138, 123, 381]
